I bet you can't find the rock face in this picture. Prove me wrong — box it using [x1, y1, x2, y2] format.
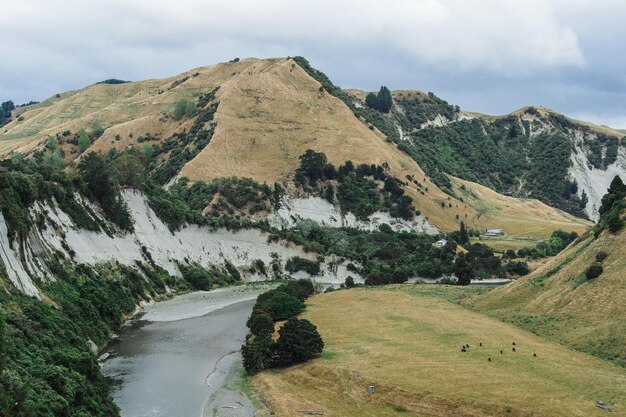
[0, 190, 365, 297]
[569, 143, 626, 221]
[269, 196, 438, 234]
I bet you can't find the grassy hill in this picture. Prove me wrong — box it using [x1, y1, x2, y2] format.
[468, 208, 626, 367]
[0, 57, 591, 236]
[253, 286, 626, 417]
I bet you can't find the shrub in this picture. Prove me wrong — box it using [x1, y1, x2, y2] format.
[285, 257, 321, 276]
[345, 276, 355, 288]
[242, 334, 276, 375]
[280, 279, 315, 302]
[275, 318, 324, 366]
[180, 265, 213, 290]
[173, 99, 197, 120]
[585, 263, 603, 280]
[248, 312, 274, 336]
[258, 291, 305, 321]
[596, 251, 608, 263]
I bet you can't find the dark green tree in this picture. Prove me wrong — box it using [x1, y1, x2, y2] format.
[459, 221, 469, 245]
[248, 312, 275, 336]
[258, 291, 305, 321]
[344, 276, 355, 288]
[377, 86, 393, 113]
[242, 334, 276, 374]
[365, 92, 378, 110]
[275, 318, 324, 366]
[454, 253, 472, 285]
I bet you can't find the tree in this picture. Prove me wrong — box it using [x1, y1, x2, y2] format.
[585, 263, 603, 279]
[173, 99, 197, 120]
[91, 120, 104, 138]
[580, 189, 589, 208]
[280, 279, 315, 302]
[459, 221, 469, 245]
[1, 100, 15, 113]
[258, 291, 305, 321]
[78, 152, 133, 230]
[78, 129, 91, 152]
[248, 312, 274, 336]
[0, 309, 6, 369]
[454, 253, 472, 285]
[275, 318, 324, 366]
[345, 276, 355, 288]
[242, 334, 276, 374]
[365, 92, 378, 110]
[377, 86, 393, 113]
[296, 150, 328, 185]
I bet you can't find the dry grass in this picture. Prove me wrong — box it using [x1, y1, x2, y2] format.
[451, 176, 591, 239]
[0, 58, 592, 236]
[253, 286, 625, 417]
[470, 226, 626, 367]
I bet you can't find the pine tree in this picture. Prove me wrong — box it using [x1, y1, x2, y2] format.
[580, 189, 589, 208]
[365, 92, 378, 110]
[459, 221, 469, 245]
[377, 86, 393, 113]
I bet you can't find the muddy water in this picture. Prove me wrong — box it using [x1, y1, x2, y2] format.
[101, 289, 259, 417]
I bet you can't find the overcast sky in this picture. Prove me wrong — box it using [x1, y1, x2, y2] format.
[1, 0, 624, 127]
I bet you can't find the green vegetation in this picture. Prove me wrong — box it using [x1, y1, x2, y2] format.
[295, 150, 416, 220]
[78, 129, 91, 152]
[397, 118, 586, 217]
[596, 175, 626, 236]
[170, 176, 273, 216]
[178, 262, 242, 290]
[96, 79, 130, 85]
[242, 280, 323, 374]
[585, 263, 603, 279]
[0, 100, 15, 127]
[172, 98, 197, 120]
[394, 91, 459, 126]
[0, 259, 183, 417]
[152, 101, 218, 184]
[285, 256, 321, 275]
[292, 56, 400, 140]
[364, 86, 392, 113]
[79, 152, 133, 230]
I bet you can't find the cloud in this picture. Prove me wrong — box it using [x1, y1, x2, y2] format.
[0, 0, 622, 123]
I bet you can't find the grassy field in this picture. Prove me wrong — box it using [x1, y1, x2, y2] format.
[253, 286, 626, 417]
[469, 238, 537, 253]
[469, 226, 626, 367]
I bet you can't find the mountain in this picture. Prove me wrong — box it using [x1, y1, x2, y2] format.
[0, 57, 593, 237]
[469, 193, 626, 367]
[0, 57, 623, 417]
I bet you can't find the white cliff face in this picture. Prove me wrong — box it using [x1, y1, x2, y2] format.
[569, 144, 626, 221]
[268, 196, 438, 235]
[0, 190, 364, 296]
[0, 216, 41, 297]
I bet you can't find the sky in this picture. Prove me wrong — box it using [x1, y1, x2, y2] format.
[1, 0, 625, 128]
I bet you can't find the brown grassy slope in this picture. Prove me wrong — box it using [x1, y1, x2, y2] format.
[253, 287, 626, 417]
[0, 58, 591, 235]
[468, 221, 626, 367]
[450, 176, 592, 238]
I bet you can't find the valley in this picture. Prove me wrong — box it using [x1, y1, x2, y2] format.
[0, 55, 624, 417]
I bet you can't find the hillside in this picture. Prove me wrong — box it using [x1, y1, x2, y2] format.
[253, 287, 626, 417]
[0, 57, 592, 237]
[469, 203, 626, 366]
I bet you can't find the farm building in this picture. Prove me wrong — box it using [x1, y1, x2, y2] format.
[485, 228, 504, 236]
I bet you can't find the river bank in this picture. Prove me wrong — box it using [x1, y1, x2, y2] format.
[101, 284, 275, 417]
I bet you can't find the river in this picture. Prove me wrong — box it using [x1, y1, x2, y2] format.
[101, 285, 269, 417]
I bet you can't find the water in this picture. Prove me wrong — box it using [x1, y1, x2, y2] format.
[101, 289, 260, 417]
